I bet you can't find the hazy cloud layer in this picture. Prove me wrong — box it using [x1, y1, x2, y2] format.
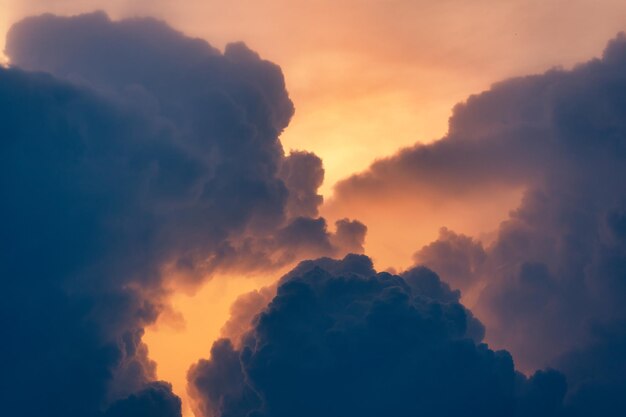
[1, 12, 362, 416]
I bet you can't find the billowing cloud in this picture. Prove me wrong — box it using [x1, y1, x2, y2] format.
[188, 254, 566, 417]
[5, 12, 364, 277]
[104, 382, 182, 417]
[413, 227, 487, 299]
[330, 33, 626, 415]
[1, 59, 176, 417]
[1, 12, 362, 416]
[219, 285, 277, 346]
[9, 0, 626, 197]
[279, 151, 324, 219]
[6, 7, 626, 417]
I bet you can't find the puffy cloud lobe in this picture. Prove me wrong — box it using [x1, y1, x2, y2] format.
[279, 151, 324, 218]
[219, 286, 277, 345]
[5, 12, 361, 281]
[413, 227, 486, 295]
[188, 339, 261, 417]
[104, 382, 182, 417]
[331, 217, 368, 254]
[188, 254, 565, 417]
[1, 12, 363, 416]
[335, 33, 626, 413]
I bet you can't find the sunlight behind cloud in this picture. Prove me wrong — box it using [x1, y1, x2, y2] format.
[144, 274, 277, 417]
[5, 3, 626, 416]
[6, 0, 626, 195]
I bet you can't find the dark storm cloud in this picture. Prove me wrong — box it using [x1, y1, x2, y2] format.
[333, 33, 626, 415]
[103, 382, 182, 417]
[331, 218, 368, 254]
[189, 254, 566, 417]
[0, 64, 171, 417]
[5, 12, 360, 278]
[1, 12, 362, 416]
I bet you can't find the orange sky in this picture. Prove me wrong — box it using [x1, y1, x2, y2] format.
[143, 274, 277, 417]
[4, 2, 626, 416]
[4, 1, 626, 193]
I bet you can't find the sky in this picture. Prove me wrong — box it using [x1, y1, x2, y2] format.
[3, 2, 626, 417]
[5, 1, 626, 193]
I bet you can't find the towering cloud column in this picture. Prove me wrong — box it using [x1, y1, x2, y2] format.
[1, 12, 362, 417]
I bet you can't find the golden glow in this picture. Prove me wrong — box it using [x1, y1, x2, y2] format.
[323, 186, 525, 272]
[5, 2, 626, 415]
[279, 61, 458, 195]
[144, 274, 276, 417]
[5, 1, 626, 195]
[0, 0, 9, 65]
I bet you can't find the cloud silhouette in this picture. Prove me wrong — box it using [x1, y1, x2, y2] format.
[5, 9, 626, 417]
[331, 33, 626, 415]
[189, 255, 565, 417]
[104, 382, 182, 417]
[1, 12, 362, 416]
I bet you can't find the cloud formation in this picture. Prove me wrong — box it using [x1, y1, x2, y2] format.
[104, 382, 182, 417]
[189, 254, 565, 417]
[6, 8, 626, 417]
[1, 12, 362, 416]
[331, 33, 626, 415]
[6, 12, 364, 278]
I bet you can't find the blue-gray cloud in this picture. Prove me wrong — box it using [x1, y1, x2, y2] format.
[335, 33, 626, 416]
[189, 254, 566, 417]
[1, 12, 363, 416]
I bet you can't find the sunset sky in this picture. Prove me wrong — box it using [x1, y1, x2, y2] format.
[5, 1, 626, 193]
[4, 2, 626, 417]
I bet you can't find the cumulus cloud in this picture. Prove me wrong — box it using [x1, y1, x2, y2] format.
[279, 151, 324, 219]
[104, 382, 182, 417]
[0, 62, 171, 417]
[413, 227, 486, 296]
[331, 33, 626, 414]
[188, 254, 565, 417]
[1, 12, 362, 416]
[219, 286, 277, 345]
[6, 8, 626, 417]
[5, 12, 363, 278]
